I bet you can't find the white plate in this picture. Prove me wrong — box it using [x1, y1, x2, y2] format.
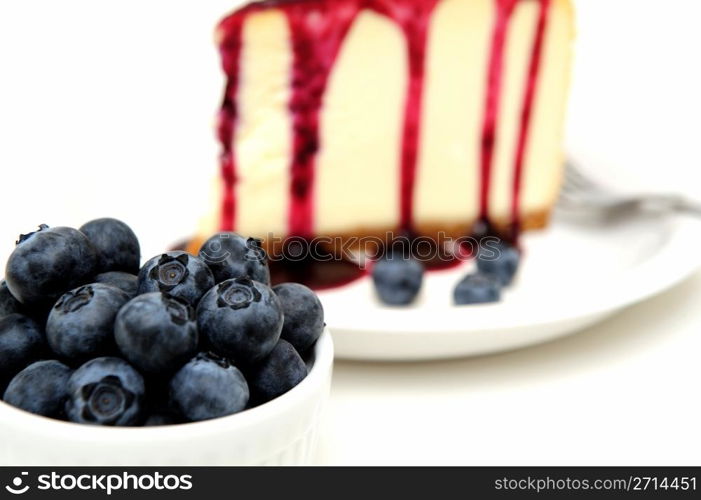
[319, 214, 701, 361]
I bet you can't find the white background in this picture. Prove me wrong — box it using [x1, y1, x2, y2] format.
[1, 0, 700, 464]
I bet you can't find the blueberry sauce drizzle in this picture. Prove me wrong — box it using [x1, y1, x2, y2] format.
[216, 15, 244, 231]
[479, 0, 518, 223]
[510, 0, 550, 236]
[284, 1, 359, 238]
[215, 0, 551, 289]
[269, 255, 367, 290]
[372, 0, 440, 233]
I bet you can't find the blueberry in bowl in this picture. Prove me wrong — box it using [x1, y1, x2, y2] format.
[3, 360, 72, 419]
[5, 225, 97, 308]
[65, 357, 145, 426]
[0, 280, 24, 318]
[94, 272, 139, 299]
[137, 251, 214, 306]
[114, 292, 198, 375]
[79, 218, 141, 275]
[273, 283, 325, 353]
[0, 223, 333, 465]
[170, 352, 250, 422]
[0, 313, 46, 391]
[198, 232, 271, 285]
[246, 339, 308, 406]
[47, 283, 130, 362]
[197, 278, 283, 366]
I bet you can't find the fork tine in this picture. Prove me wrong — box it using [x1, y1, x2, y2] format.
[560, 175, 582, 194]
[564, 160, 599, 191]
[558, 159, 676, 222]
[558, 160, 603, 208]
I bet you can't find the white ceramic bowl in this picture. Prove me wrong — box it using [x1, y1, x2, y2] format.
[0, 330, 333, 465]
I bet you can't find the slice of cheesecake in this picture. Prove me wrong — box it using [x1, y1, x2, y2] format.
[199, 0, 574, 251]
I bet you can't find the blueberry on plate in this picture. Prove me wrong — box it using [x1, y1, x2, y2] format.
[198, 232, 270, 285]
[115, 292, 198, 374]
[197, 278, 283, 365]
[372, 254, 424, 306]
[137, 252, 214, 306]
[170, 352, 249, 422]
[0, 314, 45, 387]
[66, 357, 145, 426]
[476, 240, 520, 286]
[453, 273, 502, 305]
[5, 225, 97, 307]
[273, 283, 324, 353]
[0, 280, 23, 318]
[247, 339, 307, 405]
[3, 360, 72, 419]
[46, 284, 130, 362]
[79, 218, 140, 274]
[94, 271, 139, 298]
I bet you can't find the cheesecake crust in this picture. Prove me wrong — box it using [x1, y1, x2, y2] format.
[188, 207, 552, 258]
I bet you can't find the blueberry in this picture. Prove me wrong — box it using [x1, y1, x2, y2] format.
[198, 232, 270, 285]
[197, 278, 282, 365]
[66, 357, 145, 426]
[143, 412, 181, 426]
[476, 240, 520, 286]
[0, 280, 23, 318]
[94, 271, 139, 298]
[0, 314, 45, 388]
[5, 225, 97, 307]
[247, 339, 307, 405]
[79, 218, 140, 274]
[46, 284, 130, 362]
[273, 283, 324, 352]
[3, 360, 72, 418]
[137, 252, 214, 305]
[169, 352, 249, 422]
[372, 255, 424, 306]
[115, 292, 198, 374]
[453, 273, 501, 305]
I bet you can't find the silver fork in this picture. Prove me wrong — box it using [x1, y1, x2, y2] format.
[556, 160, 701, 223]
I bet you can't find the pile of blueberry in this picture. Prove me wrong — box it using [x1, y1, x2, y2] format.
[371, 240, 520, 306]
[0, 219, 324, 426]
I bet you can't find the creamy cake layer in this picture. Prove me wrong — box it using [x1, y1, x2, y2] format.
[203, 0, 575, 244]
